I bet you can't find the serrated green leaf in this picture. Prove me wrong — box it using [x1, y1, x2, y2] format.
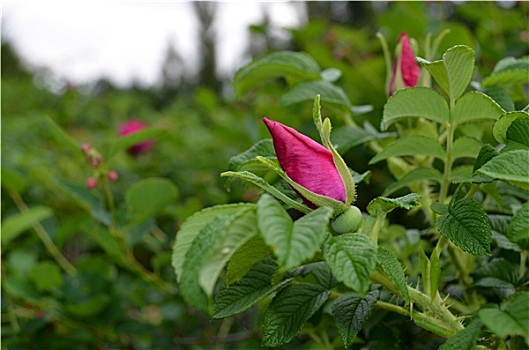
[473, 144, 499, 172]
[369, 135, 446, 164]
[126, 178, 178, 225]
[453, 92, 504, 126]
[439, 318, 482, 350]
[381, 87, 449, 130]
[452, 136, 482, 161]
[482, 86, 515, 112]
[108, 128, 165, 158]
[479, 291, 529, 344]
[323, 233, 376, 295]
[477, 150, 529, 190]
[473, 258, 519, 289]
[227, 139, 276, 172]
[172, 203, 255, 283]
[377, 248, 409, 302]
[225, 234, 271, 286]
[1, 206, 53, 246]
[279, 80, 355, 113]
[367, 193, 421, 217]
[199, 208, 258, 297]
[221, 170, 311, 214]
[262, 283, 330, 347]
[483, 56, 529, 87]
[179, 217, 229, 312]
[301, 262, 337, 289]
[214, 259, 290, 319]
[332, 290, 380, 347]
[383, 168, 443, 196]
[233, 51, 321, 97]
[490, 214, 521, 252]
[437, 199, 491, 255]
[507, 202, 529, 244]
[257, 195, 332, 272]
[418, 45, 474, 100]
[505, 118, 529, 151]
[493, 111, 529, 143]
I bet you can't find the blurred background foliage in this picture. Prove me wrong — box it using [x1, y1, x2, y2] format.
[2, 2, 528, 349]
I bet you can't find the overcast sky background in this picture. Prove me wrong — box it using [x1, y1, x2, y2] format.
[2, 2, 305, 87]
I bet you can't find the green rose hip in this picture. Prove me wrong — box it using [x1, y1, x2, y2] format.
[332, 206, 363, 234]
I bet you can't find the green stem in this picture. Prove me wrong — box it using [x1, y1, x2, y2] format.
[215, 317, 234, 350]
[372, 269, 463, 336]
[439, 95, 456, 203]
[102, 178, 116, 222]
[8, 190, 77, 275]
[370, 214, 386, 246]
[109, 227, 176, 294]
[376, 300, 410, 316]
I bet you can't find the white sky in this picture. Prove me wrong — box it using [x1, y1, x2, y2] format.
[2, 1, 305, 87]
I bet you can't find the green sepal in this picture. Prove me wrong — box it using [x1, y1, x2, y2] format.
[313, 95, 357, 205]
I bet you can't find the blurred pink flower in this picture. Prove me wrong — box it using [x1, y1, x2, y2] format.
[263, 117, 346, 207]
[118, 119, 154, 155]
[86, 177, 98, 190]
[389, 33, 420, 96]
[107, 170, 119, 181]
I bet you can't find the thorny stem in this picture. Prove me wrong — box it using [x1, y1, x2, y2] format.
[372, 269, 464, 336]
[8, 190, 77, 275]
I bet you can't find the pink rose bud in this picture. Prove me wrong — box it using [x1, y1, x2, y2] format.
[118, 120, 154, 155]
[81, 143, 91, 155]
[86, 177, 98, 190]
[90, 155, 103, 168]
[107, 170, 119, 181]
[388, 33, 420, 96]
[263, 117, 346, 207]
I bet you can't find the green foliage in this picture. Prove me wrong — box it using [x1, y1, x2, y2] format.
[1, 206, 53, 245]
[332, 290, 380, 347]
[323, 233, 377, 296]
[381, 87, 449, 129]
[376, 247, 409, 302]
[4, 2, 529, 348]
[479, 292, 529, 346]
[261, 283, 330, 347]
[214, 259, 290, 319]
[437, 199, 491, 255]
[126, 177, 178, 225]
[257, 194, 333, 273]
[417, 45, 475, 100]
